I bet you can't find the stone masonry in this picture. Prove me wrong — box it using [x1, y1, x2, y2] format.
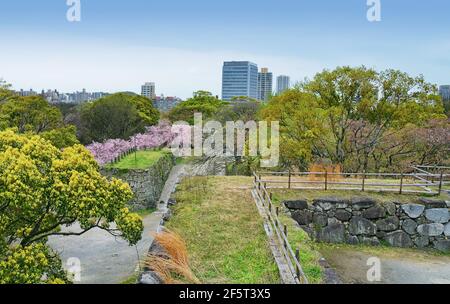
[101, 153, 175, 211]
[284, 197, 450, 252]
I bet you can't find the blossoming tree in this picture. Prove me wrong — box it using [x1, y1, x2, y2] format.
[0, 130, 143, 283]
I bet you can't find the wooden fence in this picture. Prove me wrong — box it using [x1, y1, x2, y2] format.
[254, 170, 449, 196]
[252, 174, 308, 284]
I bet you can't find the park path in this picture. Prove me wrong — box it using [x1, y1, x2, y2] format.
[321, 247, 450, 284]
[48, 164, 186, 284]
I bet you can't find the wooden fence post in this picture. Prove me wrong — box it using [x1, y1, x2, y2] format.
[283, 225, 288, 249]
[295, 248, 300, 278]
[399, 174, 404, 195]
[275, 207, 280, 228]
[325, 171, 328, 191]
[362, 172, 366, 192]
[438, 173, 443, 195]
[288, 171, 292, 189]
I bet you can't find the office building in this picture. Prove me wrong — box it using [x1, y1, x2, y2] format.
[141, 82, 156, 100]
[257, 68, 273, 102]
[222, 61, 258, 101]
[276, 75, 291, 94]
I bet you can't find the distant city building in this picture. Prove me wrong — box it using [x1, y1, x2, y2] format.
[18, 89, 38, 97]
[153, 95, 182, 112]
[141, 82, 156, 100]
[222, 61, 258, 101]
[257, 68, 273, 102]
[16, 88, 109, 104]
[276, 75, 291, 94]
[439, 85, 450, 102]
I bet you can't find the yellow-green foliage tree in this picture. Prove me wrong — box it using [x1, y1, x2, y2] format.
[0, 130, 143, 284]
[262, 67, 447, 172]
[260, 90, 328, 170]
[0, 89, 79, 149]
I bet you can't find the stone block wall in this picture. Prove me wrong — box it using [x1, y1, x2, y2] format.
[284, 197, 450, 252]
[101, 153, 175, 211]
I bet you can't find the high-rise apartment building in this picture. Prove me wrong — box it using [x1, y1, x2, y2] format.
[439, 85, 450, 101]
[222, 61, 258, 101]
[276, 75, 291, 94]
[141, 82, 156, 100]
[257, 68, 273, 102]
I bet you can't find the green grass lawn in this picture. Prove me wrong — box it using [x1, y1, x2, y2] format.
[166, 176, 281, 284]
[106, 150, 167, 170]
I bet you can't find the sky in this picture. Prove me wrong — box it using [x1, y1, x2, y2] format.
[0, 0, 449, 99]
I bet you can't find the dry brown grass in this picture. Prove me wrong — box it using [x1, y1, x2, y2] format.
[308, 164, 342, 182]
[145, 229, 200, 284]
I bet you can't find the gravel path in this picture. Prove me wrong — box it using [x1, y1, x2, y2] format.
[321, 248, 450, 284]
[47, 159, 229, 284]
[48, 165, 186, 284]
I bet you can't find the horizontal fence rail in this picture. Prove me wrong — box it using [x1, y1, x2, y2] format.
[255, 170, 449, 196]
[253, 173, 308, 284]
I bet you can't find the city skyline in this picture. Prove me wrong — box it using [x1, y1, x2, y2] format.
[1, 1, 449, 98]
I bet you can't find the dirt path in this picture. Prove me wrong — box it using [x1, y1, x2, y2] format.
[48, 164, 186, 284]
[320, 247, 450, 284]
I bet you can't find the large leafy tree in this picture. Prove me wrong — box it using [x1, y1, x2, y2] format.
[0, 95, 63, 133]
[0, 94, 79, 148]
[0, 130, 143, 283]
[168, 91, 225, 124]
[215, 99, 261, 123]
[261, 89, 327, 170]
[80, 93, 160, 143]
[261, 67, 447, 172]
[302, 66, 445, 170]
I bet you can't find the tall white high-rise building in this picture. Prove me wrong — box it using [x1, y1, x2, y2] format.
[257, 67, 273, 102]
[276, 75, 290, 94]
[141, 82, 156, 99]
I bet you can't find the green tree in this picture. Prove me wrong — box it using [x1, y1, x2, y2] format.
[0, 79, 13, 104]
[168, 91, 225, 124]
[0, 130, 143, 284]
[80, 93, 160, 143]
[215, 99, 261, 123]
[40, 125, 80, 149]
[303, 66, 445, 170]
[0, 96, 63, 133]
[261, 89, 327, 170]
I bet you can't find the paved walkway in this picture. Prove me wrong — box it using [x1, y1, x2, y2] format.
[321, 248, 450, 284]
[48, 165, 186, 284]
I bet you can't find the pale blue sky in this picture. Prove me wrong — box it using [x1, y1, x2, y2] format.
[0, 0, 449, 98]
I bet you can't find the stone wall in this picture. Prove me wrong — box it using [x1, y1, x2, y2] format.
[101, 153, 175, 211]
[284, 197, 450, 252]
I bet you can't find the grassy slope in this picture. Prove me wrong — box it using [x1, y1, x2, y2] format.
[106, 150, 167, 170]
[166, 176, 280, 284]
